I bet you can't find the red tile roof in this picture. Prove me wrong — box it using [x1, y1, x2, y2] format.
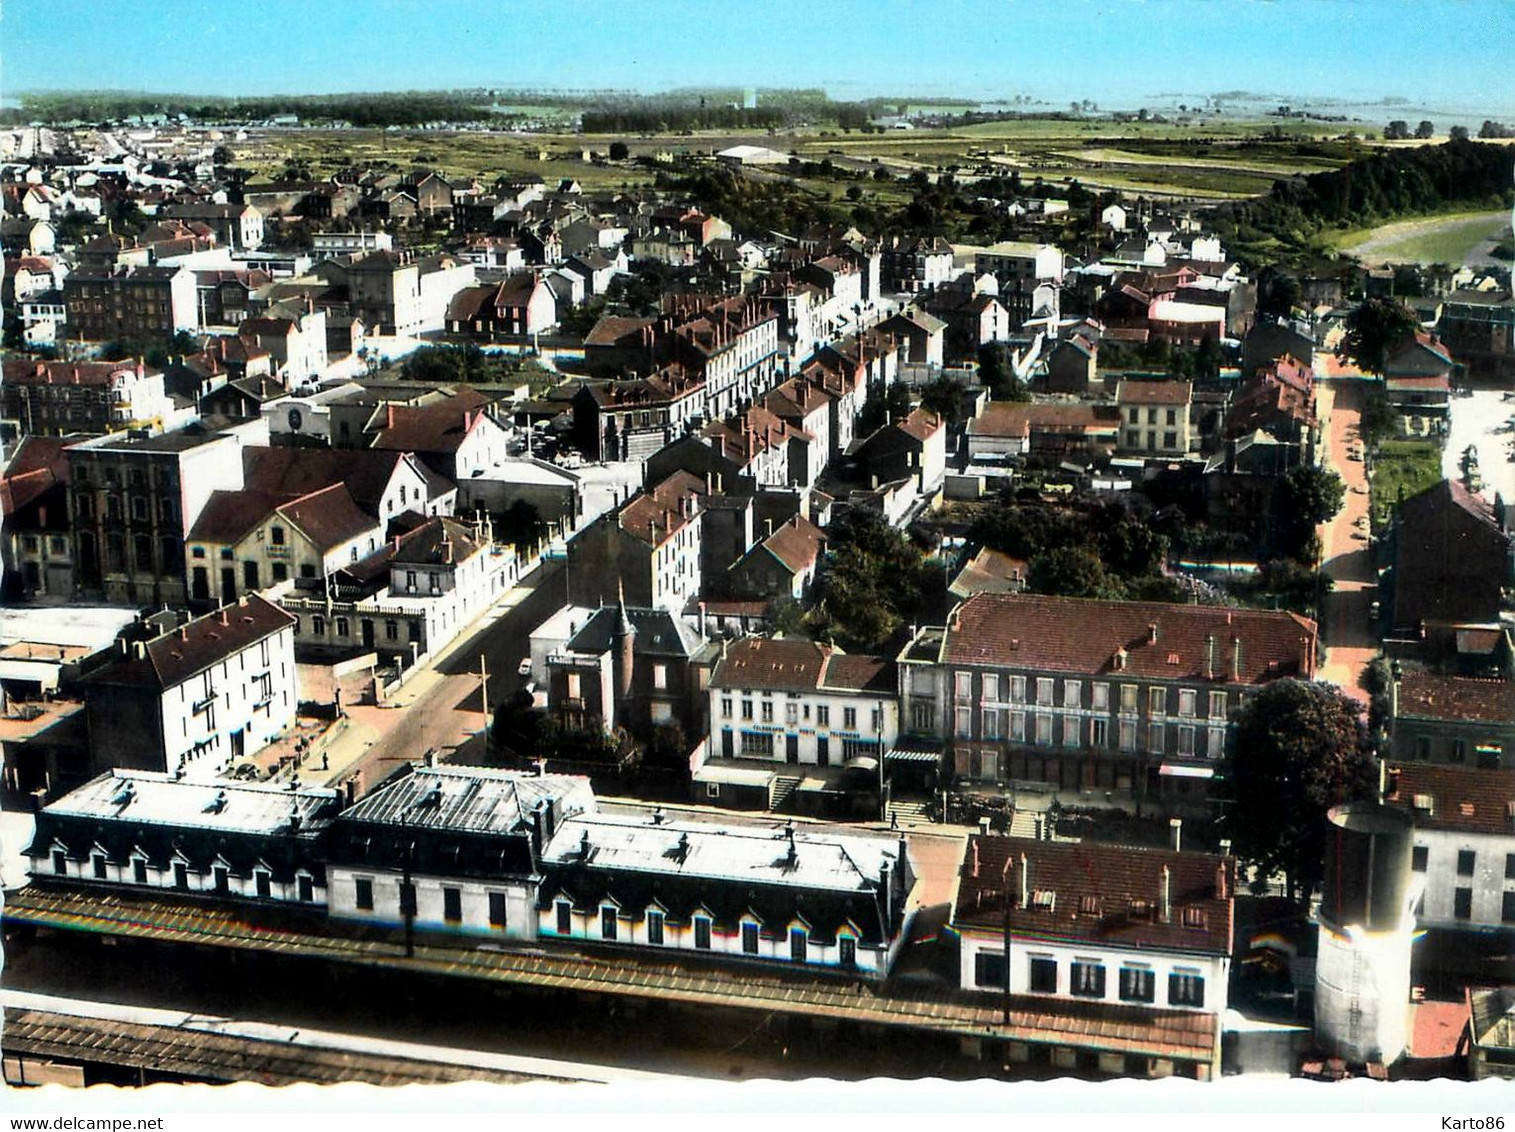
[711, 637, 895, 696]
[369, 389, 494, 456]
[939, 592, 1317, 684]
[617, 470, 708, 546]
[968, 402, 1118, 438]
[242, 447, 412, 519]
[1385, 763, 1515, 835]
[954, 835, 1235, 957]
[950, 547, 1029, 597]
[821, 653, 897, 695]
[2, 359, 155, 387]
[1396, 670, 1515, 724]
[1117, 379, 1192, 406]
[712, 636, 828, 691]
[761, 514, 826, 574]
[896, 407, 943, 442]
[278, 483, 378, 553]
[187, 489, 294, 545]
[86, 596, 294, 691]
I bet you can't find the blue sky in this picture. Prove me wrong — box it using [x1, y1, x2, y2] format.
[4, 0, 1513, 112]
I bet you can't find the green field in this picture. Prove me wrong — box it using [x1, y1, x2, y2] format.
[1370, 439, 1443, 526]
[1332, 210, 1512, 265]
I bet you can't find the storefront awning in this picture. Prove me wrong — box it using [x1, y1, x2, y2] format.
[691, 763, 777, 788]
[1158, 763, 1215, 779]
[885, 749, 942, 765]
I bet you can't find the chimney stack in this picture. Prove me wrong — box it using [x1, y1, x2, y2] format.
[1169, 817, 1182, 852]
[1216, 858, 1230, 901]
[1231, 635, 1242, 681]
[1147, 622, 1159, 645]
[1159, 865, 1172, 923]
[1018, 852, 1030, 908]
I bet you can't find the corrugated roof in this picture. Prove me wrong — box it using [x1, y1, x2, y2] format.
[337, 765, 595, 836]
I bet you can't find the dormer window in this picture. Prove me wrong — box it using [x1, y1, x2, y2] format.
[271, 526, 285, 546]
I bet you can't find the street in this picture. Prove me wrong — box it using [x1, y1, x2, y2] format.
[1314, 379, 1378, 701]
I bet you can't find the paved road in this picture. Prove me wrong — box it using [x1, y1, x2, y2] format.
[311, 558, 572, 796]
[1315, 380, 1378, 701]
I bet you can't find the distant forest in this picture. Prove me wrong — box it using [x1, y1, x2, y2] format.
[5, 90, 499, 128]
[1211, 138, 1515, 266]
[3, 87, 894, 131]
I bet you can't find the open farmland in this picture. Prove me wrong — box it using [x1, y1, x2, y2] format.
[234, 115, 1361, 203]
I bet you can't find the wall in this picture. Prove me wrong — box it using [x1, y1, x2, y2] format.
[326, 864, 538, 941]
[709, 685, 898, 765]
[1412, 827, 1515, 931]
[539, 890, 899, 977]
[958, 927, 1230, 1014]
[154, 624, 296, 773]
[30, 844, 324, 907]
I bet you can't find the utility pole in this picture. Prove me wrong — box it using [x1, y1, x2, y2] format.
[1002, 855, 1014, 1026]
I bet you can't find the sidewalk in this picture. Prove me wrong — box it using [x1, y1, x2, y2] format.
[276, 557, 555, 792]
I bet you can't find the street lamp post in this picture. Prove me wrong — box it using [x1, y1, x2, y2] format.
[401, 832, 416, 959]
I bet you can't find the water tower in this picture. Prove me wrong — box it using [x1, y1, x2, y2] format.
[1313, 803, 1418, 1066]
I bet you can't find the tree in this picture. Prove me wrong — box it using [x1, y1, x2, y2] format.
[495, 499, 546, 550]
[1278, 464, 1345, 529]
[1338, 296, 1418, 376]
[1414, 120, 1435, 139]
[855, 378, 912, 437]
[1358, 385, 1399, 450]
[977, 342, 1030, 401]
[1028, 546, 1123, 599]
[1450, 125, 1470, 141]
[1273, 465, 1343, 562]
[809, 510, 927, 652]
[1225, 679, 1377, 901]
[211, 144, 234, 165]
[1383, 120, 1410, 140]
[608, 140, 629, 161]
[1092, 500, 1169, 579]
[919, 375, 966, 425]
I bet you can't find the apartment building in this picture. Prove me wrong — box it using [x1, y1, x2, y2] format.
[898, 593, 1318, 808]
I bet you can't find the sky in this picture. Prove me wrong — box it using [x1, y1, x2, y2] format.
[3, 0, 1513, 113]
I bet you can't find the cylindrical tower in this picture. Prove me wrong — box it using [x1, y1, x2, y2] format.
[1314, 803, 1417, 1066]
